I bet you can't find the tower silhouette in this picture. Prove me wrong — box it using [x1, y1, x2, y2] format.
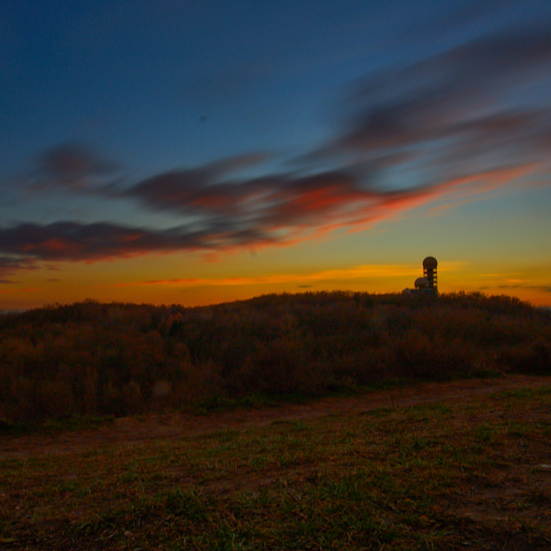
[422, 256, 438, 293]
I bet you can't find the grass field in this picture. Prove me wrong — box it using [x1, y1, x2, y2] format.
[2, 375, 551, 550]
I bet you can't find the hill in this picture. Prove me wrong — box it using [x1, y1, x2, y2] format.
[1, 291, 550, 424]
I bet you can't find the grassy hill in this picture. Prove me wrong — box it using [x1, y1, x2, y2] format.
[1, 292, 551, 549]
[1, 291, 550, 424]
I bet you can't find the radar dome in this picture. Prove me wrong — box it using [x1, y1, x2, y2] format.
[414, 277, 430, 289]
[423, 256, 438, 269]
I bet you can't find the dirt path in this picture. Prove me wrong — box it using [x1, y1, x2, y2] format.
[2, 374, 550, 458]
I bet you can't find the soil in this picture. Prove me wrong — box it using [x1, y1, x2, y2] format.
[2, 374, 550, 458]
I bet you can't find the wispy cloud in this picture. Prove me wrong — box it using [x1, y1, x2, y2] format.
[0, 256, 38, 281]
[321, 24, 551, 189]
[495, 284, 551, 294]
[0, 222, 211, 262]
[2, 23, 550, 280]
[0, 160, 528, 271]
[30, 143, 119, 192]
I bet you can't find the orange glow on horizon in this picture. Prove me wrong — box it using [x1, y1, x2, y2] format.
[108, 263, 432, 289]
[2, 257, 549, 311]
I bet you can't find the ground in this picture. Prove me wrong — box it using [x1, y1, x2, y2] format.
[3, 375, 550, 457]
[2, 375, 551, 550]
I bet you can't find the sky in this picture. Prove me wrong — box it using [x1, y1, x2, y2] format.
[1, 0, 551, 309]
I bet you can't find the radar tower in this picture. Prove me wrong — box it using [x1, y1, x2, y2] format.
[422, 256, 438, 293]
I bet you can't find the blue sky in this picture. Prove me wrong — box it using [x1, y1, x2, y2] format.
[1, 0, 551, 308]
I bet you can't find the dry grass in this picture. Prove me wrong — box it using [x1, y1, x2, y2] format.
[1, 377, 551, 550]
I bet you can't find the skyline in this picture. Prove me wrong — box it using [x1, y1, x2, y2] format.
[1, 1, 551, 309]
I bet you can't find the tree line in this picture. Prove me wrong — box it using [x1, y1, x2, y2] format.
[0, 292, 549, 423]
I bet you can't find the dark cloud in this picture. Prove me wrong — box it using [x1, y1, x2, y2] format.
[329, 24, 551, 186]
[441, 25, 551, 76]
[126, 164, 400, 237]
[124, 147, 532, 249]
[206, 152, 272, 176]
[2, 158, 525, 273]
[129, 167, 360, 213]
[497, 284, 551, 293]
[126, 152, 271, 215]
[31, 143, 119, 191]
[0, 217, 286, 268]
[0, 222, 208, 262]
[348, 24, 551, 111]
[0, 256, 38, 281]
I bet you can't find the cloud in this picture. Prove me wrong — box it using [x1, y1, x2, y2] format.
[324, 24, 551, 188]
[125, 158, 533, 240]
[0, 157, 532, 274]
[496, 284, 551, 294]
[125, 152, 271, 214]
[4, 24, 550, 279]
[0, 222, 209, 262]
[0, 256, 38, 281]
[31, 143, 119, 191]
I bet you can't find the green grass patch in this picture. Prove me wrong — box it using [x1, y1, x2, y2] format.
[1, 382, 551, 549]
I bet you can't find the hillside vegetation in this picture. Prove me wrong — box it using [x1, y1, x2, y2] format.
[1, 292, 550, 423]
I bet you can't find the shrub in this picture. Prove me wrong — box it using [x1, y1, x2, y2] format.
[0, 292, 549, 422]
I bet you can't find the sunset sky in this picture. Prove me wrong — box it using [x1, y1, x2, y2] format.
[1, 0, 551, 309]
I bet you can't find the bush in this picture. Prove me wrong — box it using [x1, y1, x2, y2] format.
[0, 292, 549, 423]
